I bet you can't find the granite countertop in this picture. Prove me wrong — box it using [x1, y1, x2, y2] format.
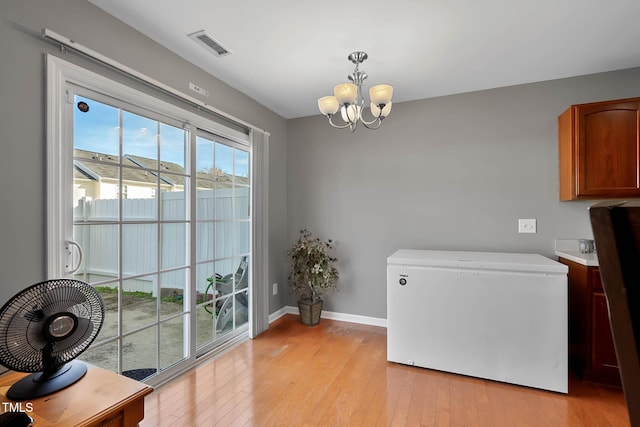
[555, 239, 599, 266]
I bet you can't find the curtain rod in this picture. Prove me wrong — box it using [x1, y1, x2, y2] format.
[41, 28, 269, 136]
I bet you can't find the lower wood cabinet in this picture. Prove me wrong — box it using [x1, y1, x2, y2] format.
[559, 257, 621, 386]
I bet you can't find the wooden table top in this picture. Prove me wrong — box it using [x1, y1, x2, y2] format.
[0, 364, 153, 426]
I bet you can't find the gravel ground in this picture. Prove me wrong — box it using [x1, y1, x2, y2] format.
[79, 292, 245, 380]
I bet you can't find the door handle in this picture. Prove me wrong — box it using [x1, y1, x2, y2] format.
[65, 240, 83, 275]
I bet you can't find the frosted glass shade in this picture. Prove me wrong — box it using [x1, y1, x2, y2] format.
[369, 84, 393, 106]
[334, 83, 358, 104]
[371, 101, 392, 118]
[341, 104, 361, 123]
[318, 96, 339, 115]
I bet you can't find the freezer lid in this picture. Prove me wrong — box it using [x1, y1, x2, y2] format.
[387, 249, 568, 274]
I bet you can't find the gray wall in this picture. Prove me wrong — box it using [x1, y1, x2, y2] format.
[3, 0, 640, 322]
[287, 68, 640, 319]
[0, 0, 289, 312]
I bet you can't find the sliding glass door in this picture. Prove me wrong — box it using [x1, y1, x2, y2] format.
[47, 56, 254, 384]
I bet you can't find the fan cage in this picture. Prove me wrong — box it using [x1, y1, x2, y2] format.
[0, 279, 105, 373]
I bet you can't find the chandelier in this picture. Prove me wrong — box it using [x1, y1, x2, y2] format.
[317, 51, 393, 132]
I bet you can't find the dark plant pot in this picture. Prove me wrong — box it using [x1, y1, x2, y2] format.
[298, 299, 323, 326]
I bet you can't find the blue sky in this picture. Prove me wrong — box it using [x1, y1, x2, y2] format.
[74, 95, 247, 177]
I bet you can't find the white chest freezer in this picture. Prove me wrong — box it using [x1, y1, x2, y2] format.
[387, 249, 568, 393]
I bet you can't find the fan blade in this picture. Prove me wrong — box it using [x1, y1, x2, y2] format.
[23, 308, 45, 322]
[24, 319, 49, 350]
[0, 295, 48, 372]
[52, 317, 94, 354]
[5, 308, 48, 351]
[3, 318, 49, 359]
[39, 284, 88, 317]
[0, 320, 48, 373]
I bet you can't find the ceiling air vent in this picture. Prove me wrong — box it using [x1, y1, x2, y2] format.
[188, 30, 231, 57]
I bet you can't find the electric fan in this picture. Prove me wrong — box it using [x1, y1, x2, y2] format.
[0, 279, 104, 400]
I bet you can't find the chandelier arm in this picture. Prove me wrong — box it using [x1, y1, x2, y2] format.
[326, 115, 354, 130]
[361, 119, 383, 130]
[359, 114, 383, 126]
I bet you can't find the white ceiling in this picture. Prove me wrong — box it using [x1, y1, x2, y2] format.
[89, 0, 640, 119]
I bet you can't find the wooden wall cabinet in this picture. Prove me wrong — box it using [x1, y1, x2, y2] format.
[559, 97, 640, 201]
[559, 257, 621, 386]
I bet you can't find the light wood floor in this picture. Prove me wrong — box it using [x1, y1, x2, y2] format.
[139, 314, 630, 427]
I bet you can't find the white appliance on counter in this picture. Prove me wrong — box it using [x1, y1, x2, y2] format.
[387, 249, 569, 393]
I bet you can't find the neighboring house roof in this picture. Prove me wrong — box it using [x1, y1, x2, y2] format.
[74, 149, 167, 186]
[73, 149, 246, 189]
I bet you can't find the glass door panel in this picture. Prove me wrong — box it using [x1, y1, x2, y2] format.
[72, 94, 190, 382]
[160, 315, 188, 369]
[122, 326, 158, 376]
[122, 111, 158, 166]
[160, 269, 187, 319]
[195, 134, 251, 351]
[121, 275, 158, 333]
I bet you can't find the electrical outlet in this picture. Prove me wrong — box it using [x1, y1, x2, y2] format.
[518, 218, 537, 234]
[272, 283, 278, 295]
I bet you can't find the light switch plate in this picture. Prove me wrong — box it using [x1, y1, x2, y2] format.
[518, 219, 537, 234]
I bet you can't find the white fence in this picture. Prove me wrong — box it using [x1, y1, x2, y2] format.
[73, 188, 249, 295]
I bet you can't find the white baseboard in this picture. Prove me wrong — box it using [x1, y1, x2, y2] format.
[268, 306, 289, 324]
[269, 305, 387, 328]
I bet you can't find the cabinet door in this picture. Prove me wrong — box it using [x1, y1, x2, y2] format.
[577, 101, 640, 198]
[591, 292, 620, 379]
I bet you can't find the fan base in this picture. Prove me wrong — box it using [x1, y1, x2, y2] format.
[7, 360, 88, 401]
